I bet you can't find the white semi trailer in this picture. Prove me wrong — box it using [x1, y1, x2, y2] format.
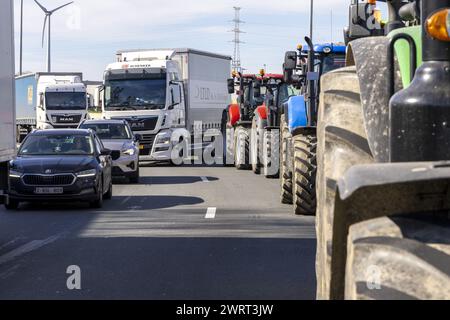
[15, 72, 89, 141]
[102, 48, 231, 161]
[0, 0, 17, 204]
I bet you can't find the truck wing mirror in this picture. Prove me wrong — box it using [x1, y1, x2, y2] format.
[283, 67, 293, 84]
[227, 79, 235, 94]
[284, 51, 297, 71]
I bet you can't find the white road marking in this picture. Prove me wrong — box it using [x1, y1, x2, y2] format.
[0, 237, 25, 252]
[201, 176, 209, 183]
[0, 233, 64, 266]
[205, 207, 217, 219]
[120, 196, 131, 206]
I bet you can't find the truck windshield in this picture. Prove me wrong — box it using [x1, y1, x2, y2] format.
[19, 135, 94, 156]
[45, 92, 86, 110]
[79, 123, 132, 140]
[105, 79, 167, 110]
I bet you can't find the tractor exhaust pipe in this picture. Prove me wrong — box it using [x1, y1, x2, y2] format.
[389, 0, 450, 162]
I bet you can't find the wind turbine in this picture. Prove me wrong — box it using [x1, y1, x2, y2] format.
[34, 0, 74, 72]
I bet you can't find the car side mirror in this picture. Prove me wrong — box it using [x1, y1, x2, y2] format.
[101, 149, 112, 156]
[134, 134, 142, 142]
[110, 150, 121, 161]
[227, 78, 235, 94]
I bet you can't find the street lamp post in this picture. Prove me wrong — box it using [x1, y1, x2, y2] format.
[19, 0, 23, 75]
[309, 0, 314, 40]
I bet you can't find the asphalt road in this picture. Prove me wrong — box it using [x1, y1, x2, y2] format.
[0, 163, 316, 300]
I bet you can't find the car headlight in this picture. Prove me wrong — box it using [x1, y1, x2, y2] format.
[77, 169, 97, 178]
[9, 170, 22, 178]
[122, 148, 136, 156]
[156, 136, 171, 145]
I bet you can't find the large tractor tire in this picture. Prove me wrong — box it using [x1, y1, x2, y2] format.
[250, 116, 266, 174]
[345, 215, 450, 300]
[262, 129, 280, 179]
[316, 66, 374, 299]
[279, 114, 293, 204]
[234, 126, 251, 170]
[221, 110, 234, 167]
[292, 133, 317, 216]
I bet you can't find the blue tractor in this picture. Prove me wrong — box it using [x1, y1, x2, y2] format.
[280, 39, 346, 215]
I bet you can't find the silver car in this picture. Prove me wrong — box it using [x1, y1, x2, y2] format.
[79, 120, 140, 183]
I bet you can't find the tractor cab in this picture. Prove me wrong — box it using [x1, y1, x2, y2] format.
[227, 73, 263, 126]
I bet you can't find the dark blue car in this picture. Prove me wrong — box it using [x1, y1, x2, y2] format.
[5, 129, 114, 210]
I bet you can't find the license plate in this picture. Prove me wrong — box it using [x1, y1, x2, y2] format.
[34, 187, 64, 195]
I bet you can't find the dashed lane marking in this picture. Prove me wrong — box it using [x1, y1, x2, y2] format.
[0, 233, 65, 266]
[205, 207, 217, 219]
[120, 196, 131, 206]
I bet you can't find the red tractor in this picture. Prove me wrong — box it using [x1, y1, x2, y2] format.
[221, 72, 285, 171]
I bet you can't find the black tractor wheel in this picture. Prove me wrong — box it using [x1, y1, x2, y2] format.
[221, 110, 234, 167]
[280, 114, 293, 204]
[251, 117, 265, 174]
[262, 129, 280, 179]
[234, 126, 250, 170]
[316, 66, 374, 299]
[345, 215, 450, 300]
[292, 133, 317, 216]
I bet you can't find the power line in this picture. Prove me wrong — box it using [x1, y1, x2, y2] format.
[229, 6, 245, 73]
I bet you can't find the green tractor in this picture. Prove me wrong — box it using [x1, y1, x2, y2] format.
[317, 0, 450, 299]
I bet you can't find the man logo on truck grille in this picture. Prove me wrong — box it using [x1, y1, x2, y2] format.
[131, 122, 145, 129]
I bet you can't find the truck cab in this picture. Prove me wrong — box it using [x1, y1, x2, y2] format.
[15, 72, 89, 141]
[103, 51, 186, 161]
[38, 82, 89, 130]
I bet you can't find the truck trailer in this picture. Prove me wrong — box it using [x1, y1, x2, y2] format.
[0, 0, 16, 205]
[15, 72, 89, 141]
[102, 48, 231, 162]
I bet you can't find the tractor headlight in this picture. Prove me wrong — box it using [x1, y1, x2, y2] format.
[426, 8, 450, 42]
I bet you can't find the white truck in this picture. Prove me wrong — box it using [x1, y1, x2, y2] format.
[0, 0, 16, 204]
[15, 72, 89, 141]
[102, 48, 231, 161]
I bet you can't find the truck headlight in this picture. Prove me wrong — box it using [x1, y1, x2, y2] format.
[77, 169, 97, 178]
[9, 170, 22, 178]
[122, 148, 136, 156]
[160, 137, 171, 144]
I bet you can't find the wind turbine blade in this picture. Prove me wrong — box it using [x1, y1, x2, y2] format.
[50, 1, 74, 13]
[41, 15, 48, 48]
[34, 0, 48, 13]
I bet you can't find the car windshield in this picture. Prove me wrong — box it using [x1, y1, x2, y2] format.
[45, 92, 86, 110]
[80, 123, 132, 140]
[104, 78, 167, 110]
[19, 134, 94, 156]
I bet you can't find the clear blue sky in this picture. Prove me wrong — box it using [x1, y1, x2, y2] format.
[14, 0, 351, 81]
